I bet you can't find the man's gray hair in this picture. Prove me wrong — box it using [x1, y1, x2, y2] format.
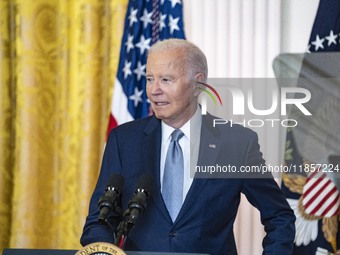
[148, 38, 208, 82]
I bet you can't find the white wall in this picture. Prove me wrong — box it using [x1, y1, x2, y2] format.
[183, 0, 319, 254]
[281, 0, 319, 53]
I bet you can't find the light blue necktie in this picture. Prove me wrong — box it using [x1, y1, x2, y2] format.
[163, 129, 184, 222]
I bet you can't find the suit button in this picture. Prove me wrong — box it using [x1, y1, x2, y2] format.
[169, 231, 176, 237]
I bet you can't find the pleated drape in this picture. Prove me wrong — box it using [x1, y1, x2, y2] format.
[0, 0, 127, 251]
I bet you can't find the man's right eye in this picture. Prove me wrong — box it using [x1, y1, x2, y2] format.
[161, 78, 171, 84]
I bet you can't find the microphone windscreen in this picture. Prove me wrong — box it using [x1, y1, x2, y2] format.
[136, 175, 153, 193]
[106, 174, 124, 190]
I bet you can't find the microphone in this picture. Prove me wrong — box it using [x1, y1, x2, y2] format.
[98, 173, 124, 226]
[114, 175, 153, 248]
[126, 174, 153, 225]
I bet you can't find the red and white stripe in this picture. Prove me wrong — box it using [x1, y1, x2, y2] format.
[302, 170, 340, 217]
[108, 78, 134, 136]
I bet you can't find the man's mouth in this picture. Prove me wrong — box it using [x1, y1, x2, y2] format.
[154, 102, 169, 106]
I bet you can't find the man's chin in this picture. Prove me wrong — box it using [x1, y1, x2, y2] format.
[153, 112, 166, 120]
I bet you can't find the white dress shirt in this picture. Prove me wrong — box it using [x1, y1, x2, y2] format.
[160, 106, 202, 204]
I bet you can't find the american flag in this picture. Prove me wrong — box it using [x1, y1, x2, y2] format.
[302, 170, 340, 218]
[108, 0, 185, 134]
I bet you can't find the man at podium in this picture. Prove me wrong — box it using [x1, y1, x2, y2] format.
[80, 39, 295, 255]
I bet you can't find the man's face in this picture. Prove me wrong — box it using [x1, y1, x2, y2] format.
[146, 49, 199, 128]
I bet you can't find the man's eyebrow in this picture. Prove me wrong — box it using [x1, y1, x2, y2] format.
[145, 74, 175, 78]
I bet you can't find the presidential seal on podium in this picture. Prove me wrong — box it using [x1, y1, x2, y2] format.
[75, 242, 126, 255]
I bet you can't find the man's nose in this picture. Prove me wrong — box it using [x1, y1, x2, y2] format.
[149, 80, 162, 94]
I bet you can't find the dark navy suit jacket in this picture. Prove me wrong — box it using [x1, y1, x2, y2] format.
[81, 114, 295, 255]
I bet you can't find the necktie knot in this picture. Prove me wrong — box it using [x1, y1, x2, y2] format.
[171, 129, 184, 142]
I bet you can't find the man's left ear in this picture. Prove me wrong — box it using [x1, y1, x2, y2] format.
[194, 73, 205, 96]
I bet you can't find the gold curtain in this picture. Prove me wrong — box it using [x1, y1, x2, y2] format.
[0, 0, 127, 251]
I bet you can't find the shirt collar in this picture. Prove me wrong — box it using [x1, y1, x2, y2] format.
[161, 106, 202, 143]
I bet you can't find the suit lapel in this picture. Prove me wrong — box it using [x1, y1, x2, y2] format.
[175, 114, 223, 224]
[142, 114, 223, 225]
[142, 116, 172, 222]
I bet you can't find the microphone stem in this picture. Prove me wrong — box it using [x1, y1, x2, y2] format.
[119, 235, 125, 248]
[114, 220, 128, 248]
[114, 209, 137, 249]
